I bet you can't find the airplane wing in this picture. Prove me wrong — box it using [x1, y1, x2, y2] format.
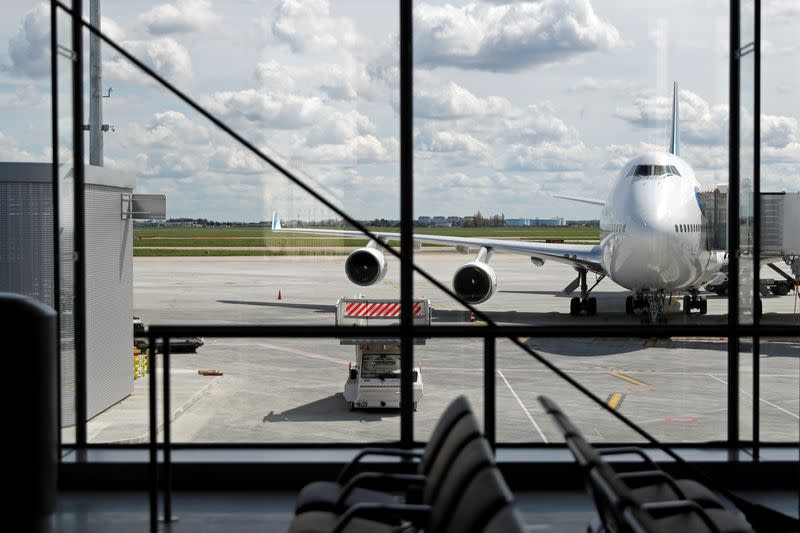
[271, 212, 603, 273]
[552, 194, 605, 207]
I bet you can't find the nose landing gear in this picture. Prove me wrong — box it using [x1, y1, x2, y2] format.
[626, 291, 667, 322]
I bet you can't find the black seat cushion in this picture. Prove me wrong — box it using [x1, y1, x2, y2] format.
[630, 478, 725, 509]
[481, 505, 526, 533]
[648, 508, 754, 533]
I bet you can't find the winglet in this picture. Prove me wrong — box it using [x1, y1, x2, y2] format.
[271, 211, 282, 230]
[669, 81, 680, 157]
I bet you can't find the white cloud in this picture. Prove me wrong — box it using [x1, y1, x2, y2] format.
[766, 1, 800, 19]
[138, 0, 222, 35]
[503, 141, 588, 172]
[100, 16, 126, 42]
[415, 128, 493, 164]
[761, 114, 797, 148]
[105, 37, 193, 83]
[614, 89, 727, 145]
[414, 81, 512, 120]
[4, 2, 49, 79]
[204, 89, 325, 129]
[414, 0, 620, 72]
[208, 146, 265, 174]
[253, 60, 296, 92]
[0, 84, 46, 108]
[305, 109, 375, 146]
[303, 135, 395, 164]
[270, 0, 360, 53]
[0, 130, 38, 161]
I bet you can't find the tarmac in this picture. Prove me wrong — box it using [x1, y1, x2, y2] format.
[88, 251, 798, 445]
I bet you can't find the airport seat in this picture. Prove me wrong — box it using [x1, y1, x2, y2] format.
[292, 422, 490, 530]
[287, 464, 518, 533]
[294, 396, 477, 514]
[539, 396, 725, 509]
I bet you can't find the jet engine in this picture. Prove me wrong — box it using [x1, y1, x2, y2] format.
[452, 261, 497, 304]
[345, 247, 388, 286]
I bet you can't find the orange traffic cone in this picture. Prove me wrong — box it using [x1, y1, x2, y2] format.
[277, 290, 282, 300]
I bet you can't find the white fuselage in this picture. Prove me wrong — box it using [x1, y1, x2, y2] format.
[599, 151, 722, 292]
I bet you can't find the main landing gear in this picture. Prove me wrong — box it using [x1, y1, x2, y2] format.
[568, 268, 603, 316]
[683, 289, 708, 315]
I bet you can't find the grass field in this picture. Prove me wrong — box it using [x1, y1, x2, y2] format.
[133, 225, 599, 256]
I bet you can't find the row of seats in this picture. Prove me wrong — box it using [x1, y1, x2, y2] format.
[538, 395, 756, 533]
[287, 396, 526, 533]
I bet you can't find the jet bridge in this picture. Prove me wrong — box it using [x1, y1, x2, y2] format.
[700, 190, 800, 272]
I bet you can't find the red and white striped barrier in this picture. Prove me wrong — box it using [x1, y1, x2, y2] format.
[344, 301, 423, 318]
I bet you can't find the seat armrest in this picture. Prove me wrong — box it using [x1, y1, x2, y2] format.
[337, 448, 423, 482]
[332, 503, 431, 533]
[334, 472, 427, 509]
[596, 447, 660, 471]
[617, 470, 686, 499]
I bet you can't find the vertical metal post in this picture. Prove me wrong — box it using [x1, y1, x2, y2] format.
[88, 0, 103, 166]
[727, 0, 740, 447]
[484, 337, 496, 451]
[71, 0, 88, 450]
[148, 335, 158, 533]
[399, 0, 414, 448]
[751, 0, 761, 459]
[50, 0, 62, 455]
[163, 339, 173, 521]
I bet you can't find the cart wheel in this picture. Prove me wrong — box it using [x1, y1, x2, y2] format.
[347, 402, 354, 411]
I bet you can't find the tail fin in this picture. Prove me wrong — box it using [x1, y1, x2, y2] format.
[271, 211, 282, 230]
[669, 81, 680, 156]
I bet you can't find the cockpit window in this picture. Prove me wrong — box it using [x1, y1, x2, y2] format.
[627, 164, 681, 177]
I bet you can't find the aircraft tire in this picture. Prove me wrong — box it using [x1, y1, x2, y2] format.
[587, 297, 597, 316]
[570, 297, 580, 316]
[347, 402, 354, 411]
[625, 296, 634, 315]
[683, 295, 692, 314]
[699, 299, 708, 315]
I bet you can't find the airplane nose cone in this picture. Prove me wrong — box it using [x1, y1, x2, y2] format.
[606, 178, 696, 290]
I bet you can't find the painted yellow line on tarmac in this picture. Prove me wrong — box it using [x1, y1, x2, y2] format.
[611, 370, 649, 387]
[607, 392, 626, 410]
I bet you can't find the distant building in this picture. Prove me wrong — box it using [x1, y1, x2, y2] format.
[504, 217, 566, 227]
[432, 216, 446, 225]
[446, 216, 463, 226]
[417, 216, 431, 226]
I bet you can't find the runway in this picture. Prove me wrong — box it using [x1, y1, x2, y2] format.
[121, 252, 799, 445]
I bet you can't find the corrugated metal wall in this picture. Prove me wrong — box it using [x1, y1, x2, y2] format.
[1, 171, 133, 427]
[85, 184, 133, 419]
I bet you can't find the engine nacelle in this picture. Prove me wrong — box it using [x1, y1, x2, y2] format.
[345, 247, 388, 286]
[452, 261, 497, 304]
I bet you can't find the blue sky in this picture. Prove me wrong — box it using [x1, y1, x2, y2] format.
[1, 0, 797, 221]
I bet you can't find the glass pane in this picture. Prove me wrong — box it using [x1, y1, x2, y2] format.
[86, 337, 399, 444]
[414, 339, 484, 442]
[72, 2, 401, 442]
[499, 337, 729, 443]
[411, 0, 729, 326]
[757, 338, 800, 443]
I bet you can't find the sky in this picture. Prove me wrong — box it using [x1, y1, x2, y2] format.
[0, 0, 797, 222]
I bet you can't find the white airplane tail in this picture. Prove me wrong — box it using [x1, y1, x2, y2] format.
[669, 81, 680, 157]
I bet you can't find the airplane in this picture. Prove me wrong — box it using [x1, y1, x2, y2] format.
[272, 82, 727, 323]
